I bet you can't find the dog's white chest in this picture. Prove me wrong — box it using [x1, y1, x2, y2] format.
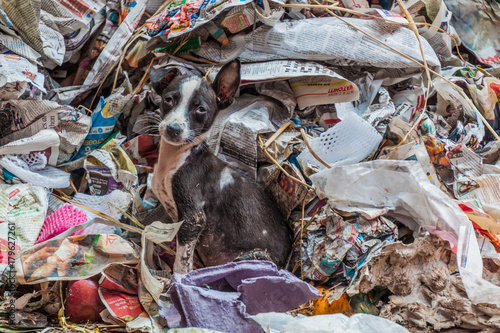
[152, 144, 191, 222]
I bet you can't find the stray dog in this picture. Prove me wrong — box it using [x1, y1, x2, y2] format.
[151, 61, 292, 274]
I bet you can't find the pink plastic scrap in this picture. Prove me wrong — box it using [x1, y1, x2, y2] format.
[35, 205, 87, 244]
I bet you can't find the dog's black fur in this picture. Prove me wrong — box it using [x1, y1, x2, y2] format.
[151, 61, 292, 273]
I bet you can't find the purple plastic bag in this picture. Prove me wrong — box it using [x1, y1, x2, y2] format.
[160, 260, 320, 332]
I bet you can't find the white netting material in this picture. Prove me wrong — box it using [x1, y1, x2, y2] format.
[0, 154, 70, 188]
[79, 222, 118, 235]
[19, 152, 47, 170]
[72, 190, 132, 221]
[298, 110, 383, 169]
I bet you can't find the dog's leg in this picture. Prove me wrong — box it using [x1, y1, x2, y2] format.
[174, 238, 197, 274]
[173, 208, 206, 274]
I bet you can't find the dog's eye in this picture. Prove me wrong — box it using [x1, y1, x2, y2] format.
[196, 107, 206, 114]
[164, 97, 173, 105]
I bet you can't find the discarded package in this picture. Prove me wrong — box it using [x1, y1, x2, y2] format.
[16, 234, 139, 284]
[161, 260, 320, 332]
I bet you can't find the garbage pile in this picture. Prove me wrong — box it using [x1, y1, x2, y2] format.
[0, 0, 500, 332]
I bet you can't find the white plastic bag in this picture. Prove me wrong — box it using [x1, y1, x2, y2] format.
[251, 313, 409, 333]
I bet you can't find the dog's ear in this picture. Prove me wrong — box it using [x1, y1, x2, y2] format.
[212, 60, 241, 109]
[150, 68, 179, 95]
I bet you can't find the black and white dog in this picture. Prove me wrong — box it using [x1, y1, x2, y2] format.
[151, 60, 292, 274]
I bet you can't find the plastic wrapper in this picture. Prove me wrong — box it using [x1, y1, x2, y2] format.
[251, 312, 409, 333]
[71, 89, 132, 161]
[146, 0, 254, 38]
[15, 234, 139, 284]
[445, 0, 500, 65]
[84, 137, 138, 195]
[35, 204, 88, 244]
[0, 153, 70, 189]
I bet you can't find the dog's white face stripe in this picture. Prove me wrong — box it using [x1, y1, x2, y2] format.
[162, 77, 201, 141]
[219, 167, 234, 190]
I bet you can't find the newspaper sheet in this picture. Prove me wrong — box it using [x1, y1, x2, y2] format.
[0, 100, 65, 138]
[41, 0, 106, 35]
[237, 17, 440, 68]
[257, 130, 302, 164]
[440, 72, 500, 121]
[209, 60, 359, 108]
[390, 0, 455, 62]
[0, 191, 13, 275]
[2, 1, 61, 66]
[208, 94, 290, 179]
[454, 175, 500, 205]
[256, 81, 296, 115]
[448, 143, 483, 179]
[60, 0, 146, 103]
[0, 9, 41, 63]
[194, 15, 440, 70]
[0, 55, 45, 92]
[0, 8, 42, 64]
[137, 222, 173, 332]
[433, 77, 485, 142]
[140, 221, 180, 304]
[222, 2, 283, 33]
[418, 1, 454, 62]
[1, 184, 48, 252]
[81, 0, 146, 89]
[64, 9, 106, 63]
[2, 0, 105, 67]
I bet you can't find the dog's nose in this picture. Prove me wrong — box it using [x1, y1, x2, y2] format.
[166, 123, 182, 138]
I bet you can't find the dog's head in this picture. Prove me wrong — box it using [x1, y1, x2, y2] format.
[150, 60, 241, 145]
